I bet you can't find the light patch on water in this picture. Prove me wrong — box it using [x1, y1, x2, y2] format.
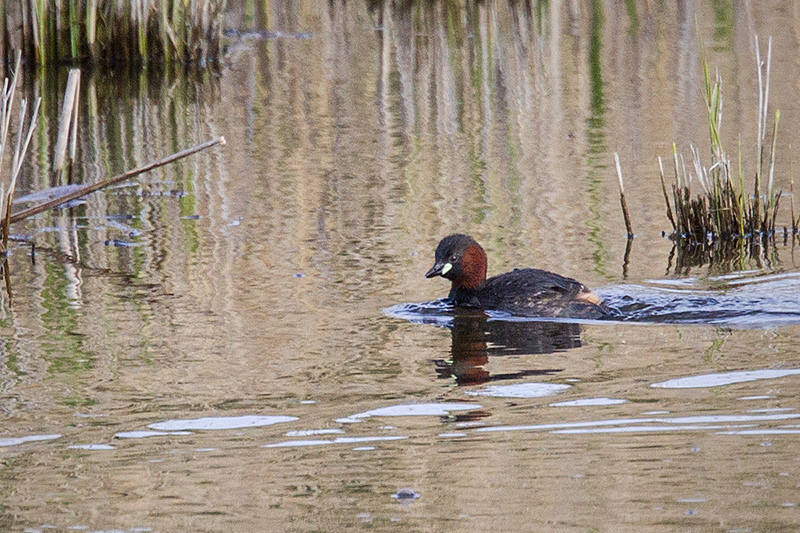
[0, 434, 62, 447]
[68, 444, 116, 450]
[392, 488, 420, 500]
[114, 430, 193, 439]
[552, 424, 734, 434]
[285, 429, 345, 437]
[336, 403, 481, 424]
[464, 383, 570, 398]
[670, 414, 800, 424]
[148, 415, 298, 431]
[644, 277, 701, 287]
[651, 369, 800, 389]
[550, 397, 627, 407]
[724, 271, 800, 286]
[439, 432, 467, 438]
[262, 439, 333, 448]
[475, 418, 656, 433]
[332, 436, 407, 444]
[105, 219, 142, 237]
[476, 413, 800, 434]
[15, 184, 85, 204]
[644, 411, 670, 415]
[456, 421, 485, 428]
[748, 407, 794, 413]
[719, 429, 800, 435]
[353, 446, 375, 451]
[195, 448, 217, 452]
[737, 395, 775, 400]
[263, 435, 408, 448]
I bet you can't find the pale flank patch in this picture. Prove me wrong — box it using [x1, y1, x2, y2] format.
[577, 290, 603, 306]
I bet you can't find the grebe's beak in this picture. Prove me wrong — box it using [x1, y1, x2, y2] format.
[425, 262, 451, 278]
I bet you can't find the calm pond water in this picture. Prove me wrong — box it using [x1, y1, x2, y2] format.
[3, 1, 800, 531]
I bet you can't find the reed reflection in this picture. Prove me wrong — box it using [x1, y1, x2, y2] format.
[434, 309, 580, 386]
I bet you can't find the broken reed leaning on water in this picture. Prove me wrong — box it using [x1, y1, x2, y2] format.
[0, 51, 226, 258]
[2, 0, 225, 66]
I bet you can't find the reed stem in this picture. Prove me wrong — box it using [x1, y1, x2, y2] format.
[614, 152, 634, 238]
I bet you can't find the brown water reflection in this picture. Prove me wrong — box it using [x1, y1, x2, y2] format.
[3, 0, 800, 531]
[435, 311, 579, 385]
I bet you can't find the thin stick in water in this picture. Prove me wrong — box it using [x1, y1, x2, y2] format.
[659, 157, 676, 231]
[790, 146, 796, 233]
[615, 152, 634, 238]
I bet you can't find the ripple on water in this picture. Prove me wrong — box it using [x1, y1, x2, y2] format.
[550, 398, 628, 407]
[475, 412, 800, 435]
[0, 434, 61, 447]
[114, 430, 193, 439]
[600, 272, 800, 326]
[148, 415, 298, 431]
[465, 383, 570, 398]
[262, 436, 408, 448]
[382, 299, 456, 327]
[651, 369, 800, 389]
[336, 403, 482, 424]
[67, 444, 116, 450]
[285, 429, 345, 437]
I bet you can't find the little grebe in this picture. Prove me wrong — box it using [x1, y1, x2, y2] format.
[425, 234, 609, 319]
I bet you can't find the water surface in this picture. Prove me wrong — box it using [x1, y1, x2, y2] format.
[3, 1, 800, 532]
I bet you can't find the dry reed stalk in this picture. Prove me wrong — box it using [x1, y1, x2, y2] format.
[6, 136, 226, 226]
[614, 152, 634, 238]
[4, 98, 42, 249]
[767, 109, 780, 212]
[658, 157, 676, 231]
[54, 69, 81, 173]
[86, 0, 98, 59]
[0, 51, 41, 252]
[791, 148, 796, 233]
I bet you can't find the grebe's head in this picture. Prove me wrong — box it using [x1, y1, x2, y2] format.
[425, 234, 487, 290]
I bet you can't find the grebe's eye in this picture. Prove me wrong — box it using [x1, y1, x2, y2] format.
[451, 255, 458, 261]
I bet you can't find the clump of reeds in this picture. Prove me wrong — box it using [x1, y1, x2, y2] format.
[4, 0, 225, 67]
[0, 52, 41, 255]
[662, 36, 781, 249]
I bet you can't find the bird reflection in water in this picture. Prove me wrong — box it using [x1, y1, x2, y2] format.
[434, 310, 582, 386]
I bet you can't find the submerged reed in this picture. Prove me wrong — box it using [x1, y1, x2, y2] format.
[4, 0, 225, 67]
[663, 36, 782, 250]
